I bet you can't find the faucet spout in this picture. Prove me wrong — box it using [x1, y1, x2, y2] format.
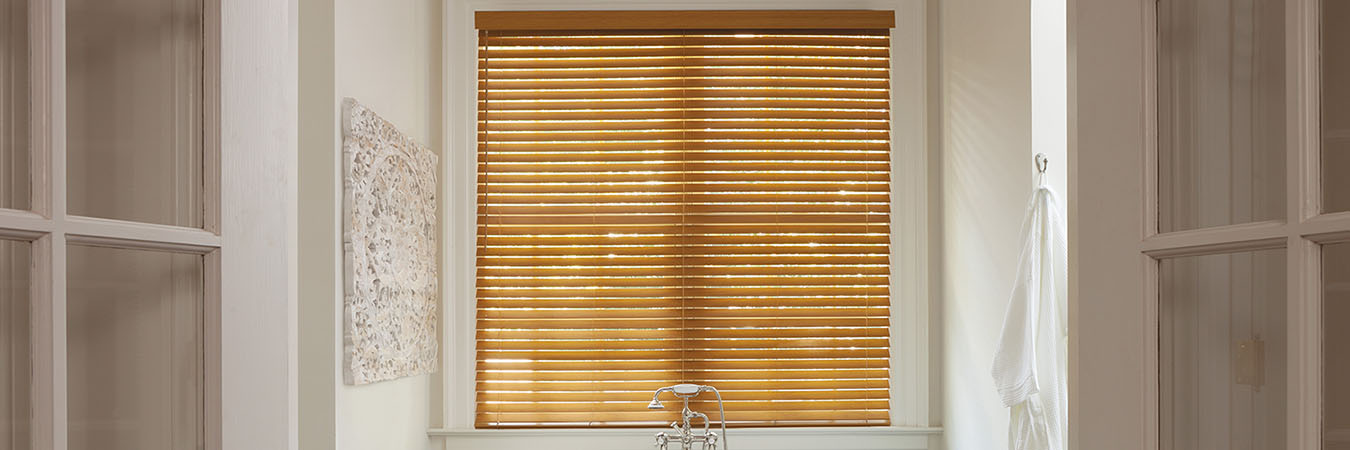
[649, 385, 726, 450]
[648, 386, 673, 410]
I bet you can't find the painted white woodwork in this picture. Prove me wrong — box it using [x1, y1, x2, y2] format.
[215, 0, 296, 447]
[0, 0, 297, 448]
[428, 427, 937, 450]
[1072, 0, 1350, 448]
[438, 0, 934, 448]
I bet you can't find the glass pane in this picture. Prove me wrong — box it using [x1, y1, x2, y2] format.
[66, 0, 203, 227]
[1159, 248, 1287, 449]
[1, 240, 30, 450]
[1157, 0, 1286, 232]
[68, 245, 202, 450]
[1326, 242, 1350, 449]
[1323, 0, 1350, 213]
[1, 0, 29, 211]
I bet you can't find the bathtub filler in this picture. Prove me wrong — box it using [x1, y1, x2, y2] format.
[648, 384, 728, 450]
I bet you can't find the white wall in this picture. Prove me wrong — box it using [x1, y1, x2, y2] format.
[294, 2, 1070, 450]
[940, 0, 1067, 448]
[300, 0, 442, 449]
[334, 1, 443, 447]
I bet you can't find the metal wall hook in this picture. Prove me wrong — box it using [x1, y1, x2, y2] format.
[1035, 153, 1049, 174]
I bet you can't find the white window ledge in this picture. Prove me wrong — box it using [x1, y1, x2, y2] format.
[428, 426, 942, 450]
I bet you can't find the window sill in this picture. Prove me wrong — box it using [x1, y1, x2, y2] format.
[428, 426, 942, 450]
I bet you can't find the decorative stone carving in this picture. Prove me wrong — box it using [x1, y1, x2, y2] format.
[341, 98, 439, 385]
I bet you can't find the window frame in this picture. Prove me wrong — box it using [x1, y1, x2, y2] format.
[435, 0, 938, 447]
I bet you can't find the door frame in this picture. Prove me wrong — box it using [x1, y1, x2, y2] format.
[0, 0, 297, 449]
[1071, 0, 1350, 448]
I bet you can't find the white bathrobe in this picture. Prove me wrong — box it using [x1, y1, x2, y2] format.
[991, 183, 1068, 450]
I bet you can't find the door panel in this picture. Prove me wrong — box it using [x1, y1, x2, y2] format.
[1072, 0, 1150, 446]
[1155, 0, 1286, 232]
[0, 239, 29, 450]
[1074, 0, 1348, 448]
[0, 0, 29, 211]
[1159, 249, 1286, 450]
[1321, 0, 1350, 213]
[0, 0, 292, 447]
[66, 245, 203, 450]
[65, 0, 204, 227]
[1326, 242, 1350, 450]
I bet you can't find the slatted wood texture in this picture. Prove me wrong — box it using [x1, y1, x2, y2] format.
[474, 11, 896, 31]
[476, 27, 891, 429]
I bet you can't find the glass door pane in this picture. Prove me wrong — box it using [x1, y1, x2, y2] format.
[1159, 249, 1287, 449]
[1323, 0, 1350, 213]
[67, 245, 202, 450]
[65, 0, 203, 227]
[1157, 0, 1286, 232]
[1, 0, 28, 211]
[1, 240, 29, 450]
[1326, 242, 1350, 449]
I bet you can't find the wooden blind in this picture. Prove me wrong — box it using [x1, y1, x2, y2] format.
[476, 22, 892, 429]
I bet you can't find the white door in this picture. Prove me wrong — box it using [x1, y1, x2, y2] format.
[0, 0, 296, 449]
[1072, 0, 1350, 448]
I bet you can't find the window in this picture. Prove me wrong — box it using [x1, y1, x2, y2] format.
[474, 10, 895, 429]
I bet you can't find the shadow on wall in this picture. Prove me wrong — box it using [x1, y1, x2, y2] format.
[942, 52, 1036, 450]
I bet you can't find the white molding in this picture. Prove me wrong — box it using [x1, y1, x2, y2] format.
[443, 0, 478, 430]
[1140, 220, 1287, 258]
[1326, 429, 1350, 443]
[27, 0, 52, 219]
[0, 209, 52, 239]
[428, 426, 943, 437]
[888, 0, 931, 428]
[464, 0, 914, 10]
[216, 0, 298, 448]
[64, 215, 222, 254]
[428, 427, 940, 450]
[202, 0, 221, 237]
[1138, 213, 1350, 255]
[1301, 211, 1350, 242]
[33, 0, 69, 447]
[1287, 1, 1324, 447]
[1141, 0, 1158, 243]
[440, 0, 933, 437]
[203, 249, 223, 450]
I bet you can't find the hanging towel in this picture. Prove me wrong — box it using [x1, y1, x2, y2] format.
[991, 183, 1068, 450]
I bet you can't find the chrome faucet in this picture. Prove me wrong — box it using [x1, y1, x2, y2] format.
[648, 384, 727, 450]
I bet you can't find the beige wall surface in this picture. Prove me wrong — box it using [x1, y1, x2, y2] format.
[938, 0, 1053, 448]
[300, 0, 442, 448]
